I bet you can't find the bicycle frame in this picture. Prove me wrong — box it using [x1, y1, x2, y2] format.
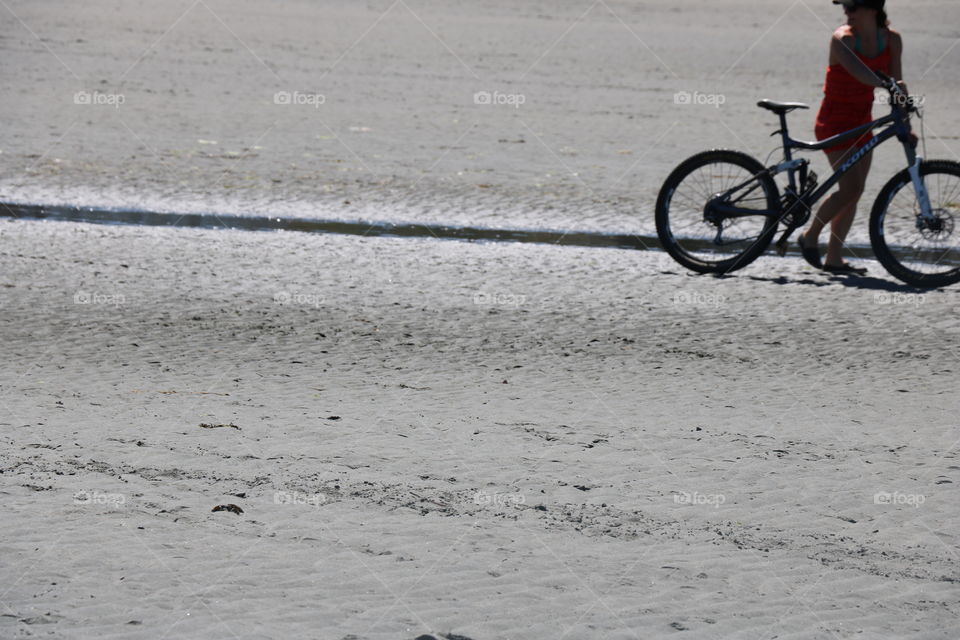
[779, 106, 917, 208]
[710, 103, 930, 223]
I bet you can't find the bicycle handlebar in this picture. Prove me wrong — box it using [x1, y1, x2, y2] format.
[874, 71, 917, 113]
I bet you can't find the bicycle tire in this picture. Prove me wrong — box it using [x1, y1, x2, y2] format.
[656, 150, 780, 274]
[869, 160, 960, 288]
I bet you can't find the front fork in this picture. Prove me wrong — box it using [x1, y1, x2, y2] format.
[907, 155, 935, 223]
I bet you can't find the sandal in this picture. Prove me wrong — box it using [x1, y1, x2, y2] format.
[822, 262, 868, 276]
[797, 232, 822, 269]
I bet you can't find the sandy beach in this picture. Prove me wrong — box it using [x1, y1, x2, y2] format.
[2, 1, 960, 638]
[3, 219, 959, 638]
[2, 0, 959, 236]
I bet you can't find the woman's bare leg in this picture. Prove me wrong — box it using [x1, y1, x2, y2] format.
[802, 148, 872, 265]
[825, 150, 872, 265]
[803, 150, 849, 244]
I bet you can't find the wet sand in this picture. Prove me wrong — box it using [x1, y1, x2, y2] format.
[1, 0, 959, 238]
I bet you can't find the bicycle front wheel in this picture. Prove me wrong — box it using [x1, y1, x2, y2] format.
[656, 150, 780, 274]
[870, 160, 960, 288]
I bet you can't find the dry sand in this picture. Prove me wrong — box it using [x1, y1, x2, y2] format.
[2, 219, 959, 639]
[2, 1, 960, 639]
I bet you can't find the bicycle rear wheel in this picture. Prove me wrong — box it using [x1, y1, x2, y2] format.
[870, 160, 960, 288]
[656, 150, 780, 274]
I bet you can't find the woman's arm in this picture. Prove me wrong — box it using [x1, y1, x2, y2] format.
[889, 30, 905, 88]
[889, 30, 903, 81]
[831, 30, 884, 87]
[887, 30, 916, 142]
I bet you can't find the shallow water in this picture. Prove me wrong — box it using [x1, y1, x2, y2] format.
[7, 200, 948, 270]
[0, 201, 657, 251]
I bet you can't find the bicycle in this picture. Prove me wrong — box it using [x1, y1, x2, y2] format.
[655, 73, 960, 288]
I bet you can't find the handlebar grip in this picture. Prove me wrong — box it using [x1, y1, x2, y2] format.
[873, 71, 917, 112]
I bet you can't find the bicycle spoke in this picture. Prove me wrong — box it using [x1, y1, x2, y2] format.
[663, 162, 773, 262]
[879, 169, 960, 275]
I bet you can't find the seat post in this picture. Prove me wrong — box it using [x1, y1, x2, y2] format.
[779, 112, 793, 162]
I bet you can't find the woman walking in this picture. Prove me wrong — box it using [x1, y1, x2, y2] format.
[798, 0, 914, 274]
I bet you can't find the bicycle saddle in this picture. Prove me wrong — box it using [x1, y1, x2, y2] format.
[757, 100, 809, 114]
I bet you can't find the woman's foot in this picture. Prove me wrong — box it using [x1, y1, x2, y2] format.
[822, 262, 867, 275]
[797, 231, 822, 268]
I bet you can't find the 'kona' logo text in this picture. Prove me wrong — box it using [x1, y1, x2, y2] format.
[840, 136, 881, 173]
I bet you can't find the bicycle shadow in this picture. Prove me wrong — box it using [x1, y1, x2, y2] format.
[660, 269, 948, 293]
[742, 272, 939, 293]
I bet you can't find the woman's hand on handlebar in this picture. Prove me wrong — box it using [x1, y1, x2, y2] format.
[874, 70, 894, 89]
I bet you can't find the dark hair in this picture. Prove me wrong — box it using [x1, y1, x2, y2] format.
[877, 9, 890, 27]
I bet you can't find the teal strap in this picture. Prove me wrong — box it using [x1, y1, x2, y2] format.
[854, 31, 886, 56]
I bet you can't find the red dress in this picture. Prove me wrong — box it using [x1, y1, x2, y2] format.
[814, 32, 891, 154]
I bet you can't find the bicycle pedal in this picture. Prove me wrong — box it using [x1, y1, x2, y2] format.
[774, 238, 788, 257]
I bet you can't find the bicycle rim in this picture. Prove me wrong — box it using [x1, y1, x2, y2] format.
[875, 163, 960, 285]
[662, 156, 776, 268]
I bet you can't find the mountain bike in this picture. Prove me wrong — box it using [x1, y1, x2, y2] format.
[655, 73, 960, 288]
